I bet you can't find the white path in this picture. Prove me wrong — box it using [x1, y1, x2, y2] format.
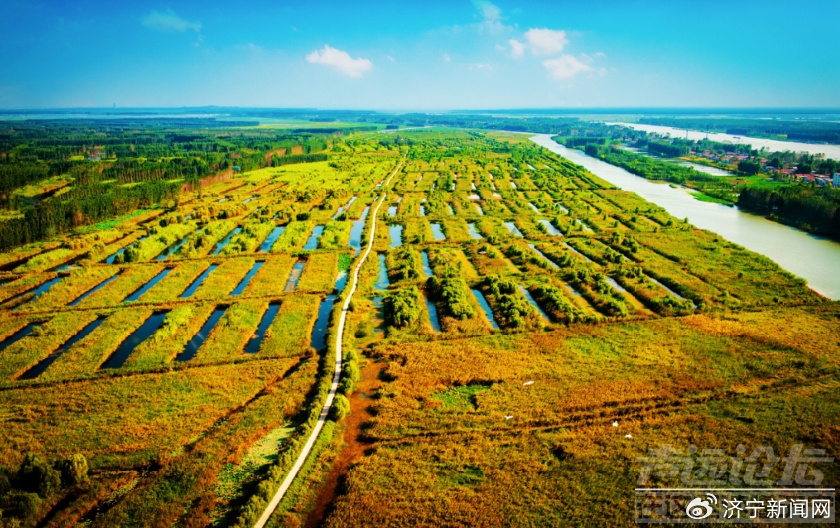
[254, 159, 403, 528]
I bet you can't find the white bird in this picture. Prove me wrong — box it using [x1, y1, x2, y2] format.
[612, 421, 619, 427]
[523, 381, 534, 386]
[504, 415, 514, 420]
[625, 434, 633, 439]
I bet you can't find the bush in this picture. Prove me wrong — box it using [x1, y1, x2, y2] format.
[56, 454, 89, 486]
[385, 287, 422, 327]
[331, 394, 351, 421]
[16, 453, 61, 497]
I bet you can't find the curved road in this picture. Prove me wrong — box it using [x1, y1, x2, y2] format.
[254, 159, 403, 528]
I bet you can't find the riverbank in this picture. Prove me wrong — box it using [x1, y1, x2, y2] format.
[532, 134, 840, 300]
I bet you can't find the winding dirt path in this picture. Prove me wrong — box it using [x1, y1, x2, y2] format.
[304, 361, 386, 528]
[254, 160, 402, 528]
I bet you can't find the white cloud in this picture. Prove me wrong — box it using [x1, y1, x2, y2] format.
[508, 39, 525, 59]
[443, 53, 452, 63]
[473, 0, 501, 23]
[525, 28, 568, 56]
[306, 45, 372, 78]
[472, 0, 506, 33]
[386, 55, 396, 62]
[141, 9, 201, 32]
[542, 54, 591, 80]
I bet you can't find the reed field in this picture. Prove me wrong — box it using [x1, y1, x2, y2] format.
[0, 129, 835, 528]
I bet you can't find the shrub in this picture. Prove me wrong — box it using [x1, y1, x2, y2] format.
[331, 394, 351, 421]
[385, 287, 422, 327]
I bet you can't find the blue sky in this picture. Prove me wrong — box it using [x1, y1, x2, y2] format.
[1, 0, 838, 109]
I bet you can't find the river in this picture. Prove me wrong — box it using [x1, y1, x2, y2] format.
[530, 134, 840, 300]
[607, 122, 840, 160]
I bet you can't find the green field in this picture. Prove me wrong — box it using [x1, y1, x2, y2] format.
[0, 126, 835, 528]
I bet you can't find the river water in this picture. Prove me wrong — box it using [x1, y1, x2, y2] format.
[608, 122, 840, 160]
[530, 134, 840, 299]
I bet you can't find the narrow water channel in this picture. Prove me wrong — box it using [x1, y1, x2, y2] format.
[230, 261, 264, 295]
[430, 223, 447, 241]
[284, 261, 306, 292]
[101, 312, 168, 369]
[212, 227, 242, 255]
[106, 234, 150, 264]
[471, 289, 500, 329]
[421, 251, 433, 278]
[123, 268, 171, 302]
[245, 303, 281, 353]
[389, 225, 403, 247]
[518, 285, 551, 321]
[69, 273, 120, 306]
[348, 206, 370, 255]
[303, 225, 325, 250]
[258, 226, 286, 252]
[375, 253, 390, 290]
[538, 219, 563, 236]
[9, 276, 64, 308]
[0, 322, 43, 353]
[180, 264, 217, 298]
[157, 234, 192, 260]
[504, 222, 524, 237]
[424, 293, 442, 332]
[310, 295, 337, 351]
[176, 306, 227, 362]
[468, 223, 483, 239]
[527, 244, 560, 270]
[20, 317, 105, 379]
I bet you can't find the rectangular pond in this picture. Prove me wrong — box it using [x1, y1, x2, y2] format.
[123, 268, 172, 302]
[212, 227, 242, 255]
[310, 294, 337, 351]
[348, 206, 370, 255]
[0, 322, 43, 353]
[9, 276, 64, 309]
[471, 289, 500, 329]
[176, 306, 227, 362]
[101, 312, 168, 369]
[157, 235, 191, 261]
[527, 244, 560, 270]
[518, 285, 551, 321]
[69, 273, 120, 306]
[504, 222, 524, 237]
[303, 225, 325, 250]
[538, 219, 563, 236]
[20, 317, 105, 379]
[284, 261, 306, 292]
[258, 225, 286, 252]
[421, 251, 433, 279]
[230, 261, 264, 296]
[244, 302, 281, 354]
[424, 293, 442, 332]
[389, 224, 403, 247]
[430, 223, 447, 241]
[468, 223, 483, 239]
[180, 264, 216, 298]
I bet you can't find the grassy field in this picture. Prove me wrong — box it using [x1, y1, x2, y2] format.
[0, 129, 835, 528]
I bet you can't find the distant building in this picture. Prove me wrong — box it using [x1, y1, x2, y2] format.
[834, 173, 840, 187]
[232, 165, 241, 172]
